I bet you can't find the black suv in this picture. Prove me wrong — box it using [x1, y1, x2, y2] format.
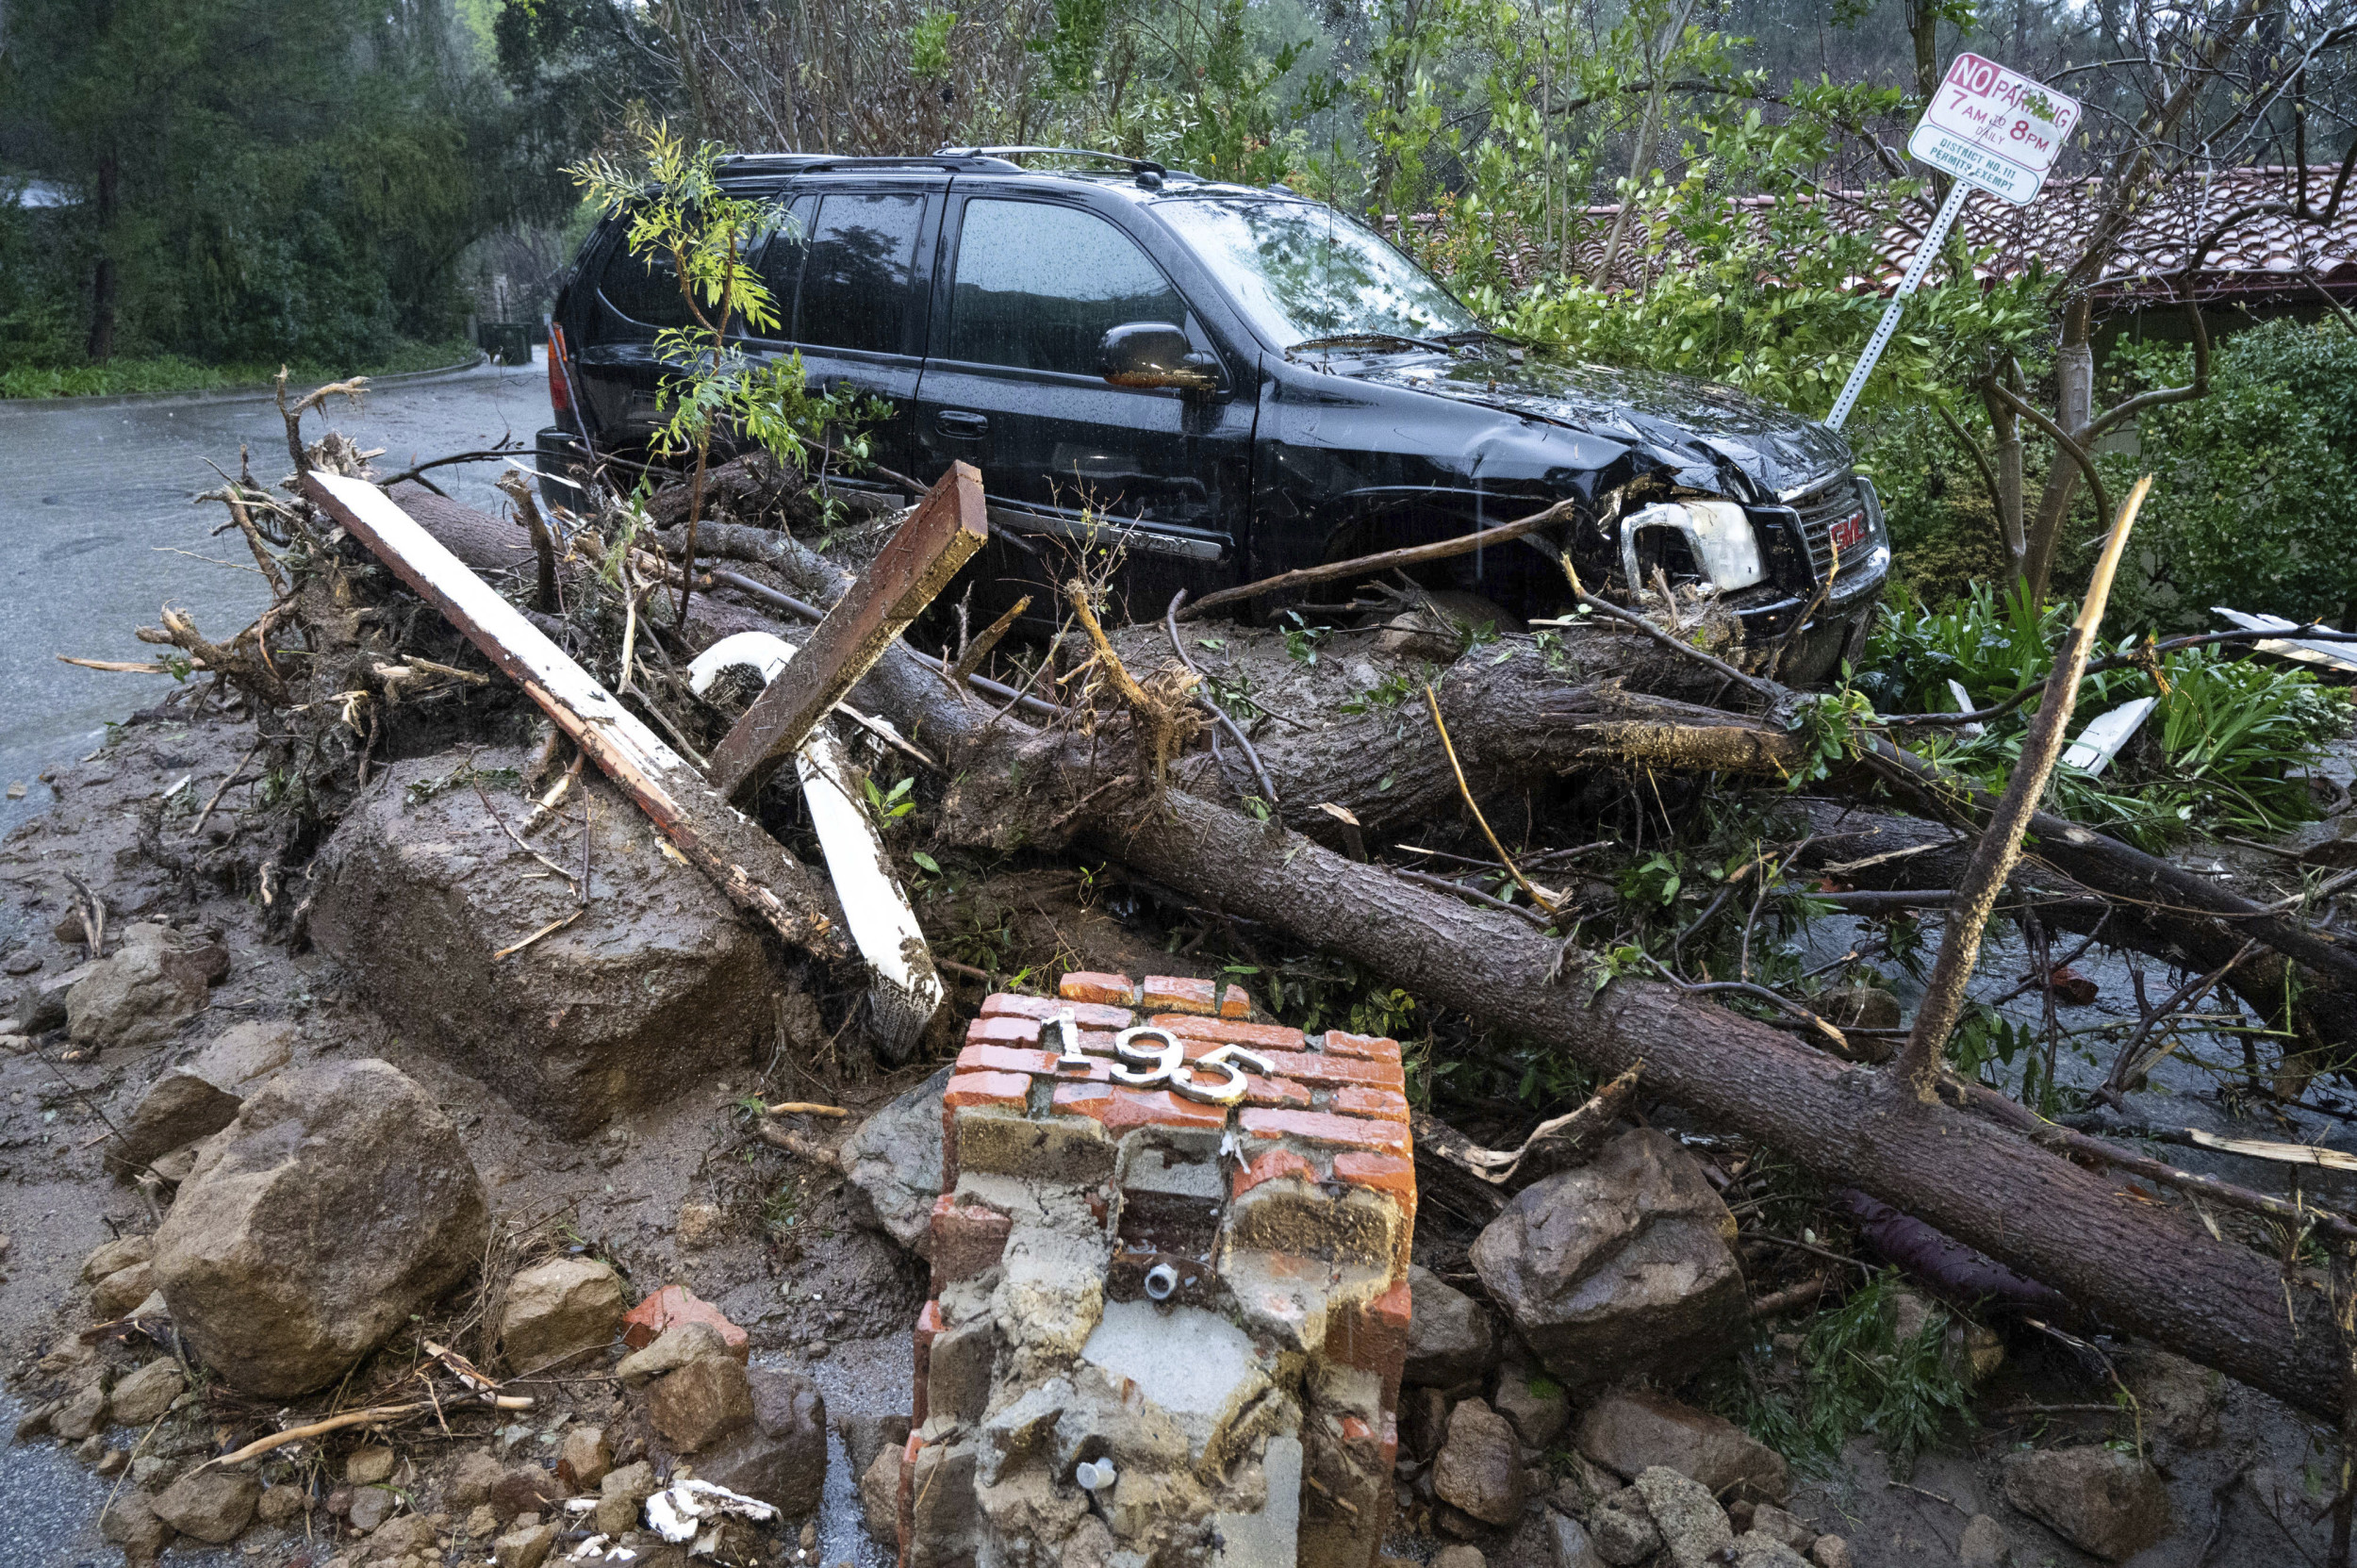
[540, 148, 1887, 681]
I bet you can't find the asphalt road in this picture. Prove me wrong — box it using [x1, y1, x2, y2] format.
[0, 354, 554, 836]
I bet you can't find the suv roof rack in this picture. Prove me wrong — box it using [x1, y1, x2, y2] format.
[716, 152, 1022, 174]
[933, 145, 1203, 187]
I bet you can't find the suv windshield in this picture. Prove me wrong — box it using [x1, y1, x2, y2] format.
[1154, 196, 1478, 350]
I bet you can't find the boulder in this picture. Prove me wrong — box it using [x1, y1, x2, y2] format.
[83, 1233, 153, 1281]
[107, 1358, 185, 1426]
[152, 1467, 261, 1543]
[839, 1065, 951, 1254]
[1471, 1129, 1746, 1391]
[1492, 1363, 1568, 1448]
[1406, 1264, 1496, 1389]
[2000, 1445, 2168, 1560]
[67, 923, 225, 1050]
[862, 1444, 905, 1543]
[105, 1021, 294, 1178]
[152, 1058, 489, 1396]
[308, 749, 781, 1133]
[1574, 1388, 1788, 1502]
[1588, 1488, 1662, 1566]
[499, 1257, 626, 1371]
[99, 1488, 173, 1564]
[1433, 1398, 1525, 1528]
[692, 1366, 828, 1516]
[1635, 1467, 1734, 1568]
[92, 1260, 155, 1318]
[648, 1355, 757, 1452]
[51, 1380, 108, 1440]
[2114, 1344, 2224, 1449]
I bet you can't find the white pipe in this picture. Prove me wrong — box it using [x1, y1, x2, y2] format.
[689, 633, 944, 1057]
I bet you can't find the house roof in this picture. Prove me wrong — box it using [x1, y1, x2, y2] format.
[1465, 164, 2357, 305]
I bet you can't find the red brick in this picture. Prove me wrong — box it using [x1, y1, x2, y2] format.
[1149, 1014, 1308, 1052]
[1333, 1151, 1418, 1212]
[1261, 1048, 1406, 1091]
[957, 1042, 1112, 1082]
[898, 1429, 923, 1552]
[965, 1014, 1044, 1046]
[1243, 1073, 1314, 1111]
[981, 992, 1135, 1030]
[1051, 1081, 1229, 1135]
[1328, 1278, 1413, 1386]
[930, 1196, 1013, 1293]
[1220, 983, 1253, 1019]
[1331, 1084, 1410, 1122]
[1323, 1030, 1403, 1064]
[620, 1284, 749, 1359]
[1059, 971, 1137, 1006]
[1141, 975, 1219, 1014]
[912, 1300, 944, 1426]
[1232, 1147, 1321, 1199]
[943, 1070, 1032, 1113]
[1342, 1414, 1375, 1443]
[1239, 1107, 1410, 1156]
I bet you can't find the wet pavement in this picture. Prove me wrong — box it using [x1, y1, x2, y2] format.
[0, 354, 553, 838]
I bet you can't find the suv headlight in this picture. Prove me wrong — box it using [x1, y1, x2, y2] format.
[1620, 500, 1765, 593]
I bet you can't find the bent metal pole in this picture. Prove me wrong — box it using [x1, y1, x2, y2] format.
[1823, 178, 1969, 432]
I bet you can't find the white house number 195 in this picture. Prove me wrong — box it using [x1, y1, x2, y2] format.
[1042, 1010, 1274, 1107]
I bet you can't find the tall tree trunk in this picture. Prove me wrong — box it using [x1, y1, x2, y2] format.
[86, 149, 118, 364]
[2023, 298, 2096, 603]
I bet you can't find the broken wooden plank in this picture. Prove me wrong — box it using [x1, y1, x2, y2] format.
[2061, 695, 2155, 776]
[2213, 606, 2357, 676]
[707, 462, 987, 801]
[301, 470, 846, 962]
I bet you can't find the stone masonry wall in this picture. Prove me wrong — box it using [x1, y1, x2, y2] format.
[899, 972, 1417, 1568]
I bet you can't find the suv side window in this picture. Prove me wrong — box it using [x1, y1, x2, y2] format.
[754, 196, 816, 328]
[595, 230, 694, 329]
[799, 192, 926, 355]
[947, 199, 1186, 375]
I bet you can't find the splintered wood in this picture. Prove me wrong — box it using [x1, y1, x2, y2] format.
[301, 470, 844, 961]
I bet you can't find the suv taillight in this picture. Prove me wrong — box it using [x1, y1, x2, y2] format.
[547, 323, 571, 417]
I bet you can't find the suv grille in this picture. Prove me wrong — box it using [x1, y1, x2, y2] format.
[1788, 472, 1871, 584]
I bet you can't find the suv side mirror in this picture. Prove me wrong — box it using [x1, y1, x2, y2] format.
[1098, 322, 1217, 394]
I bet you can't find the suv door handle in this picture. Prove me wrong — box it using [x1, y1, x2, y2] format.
[935, 410, 989, 438]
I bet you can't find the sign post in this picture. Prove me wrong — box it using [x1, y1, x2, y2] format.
[1823, 53, 2082, 431]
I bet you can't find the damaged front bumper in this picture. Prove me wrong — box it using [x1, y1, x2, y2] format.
[1722, 471, 1890, 686]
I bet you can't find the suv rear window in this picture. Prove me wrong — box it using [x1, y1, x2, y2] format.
[799, 192, 925, 355]
[947, 199, 1186, 376]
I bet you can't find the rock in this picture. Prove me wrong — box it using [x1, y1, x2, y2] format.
[257, 1484, 306, 1524]
[152, 1059, 489, 1395]
[94, 1445, 126, 1476]
[152, 1467, 262, 1543]
[618, 1321, 737, 1387]
[1635, 1466, 1734, 1568]
[105, 1021, 294, 1177]
[12, 1398, 60, 1442]
[834, 1410, 912, 1480]
[488, 1466, 565, 1519]
[1815, 984, 1900, 1032]
[92, 1260, 155, 1317]
[2000, 1445, 2169, 1560]
[595, 1460, 658, 1535]
[1470, 1128, 1746, 1391]
[371, 1512, 441, 1558]
[449, 1449, 508, 1510]
[83, 1232, 154, 1282]
[67, 923, 222, 1050]
[1728, 1531, 1813, 1567]
[1406, 1264, 1496, 1388]
[2114, 1345, 2225, 1449]
[693, 1367, 827, 1516]
[838, 1065, 950, 1254]
[1549, 1452, 1621, 1519]
[466, 1503, 500, 1536]
[1492, 1362, 1569, 1448]
[649, 1355, 757, 1453]
[1574, 1388, 1788, 1502]
[347, 1485, 396, 1531]
[557, 1426, 613, 1491]
[1433, 1398, 1525, 1528]
[51, 1379, 108, 1441]
[1588, 1488, 1662, 1567]
[500, 1257, 626, 1371]
[107, 1359, 185, 1426]
[1957, 1512, 2009, 1567]
[493, 1520, 560, 1568]
[862, 1444, 905, 1543]
[1749, 1503, 1815, 1554]
[100, 1488, 173, 1564]
[1434, 1549, 1487, 1568]
[1809, 1535, 1852, 1568]
[1547, 1511, 1607, 1568]
[346, 1445, 397, 1485]
[620, 1283, 750, 1359]
[309, 749, 783, 1134]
